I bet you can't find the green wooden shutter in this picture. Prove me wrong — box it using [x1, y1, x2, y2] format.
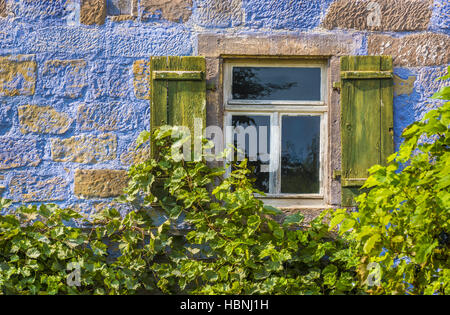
[340, 56, 394, 207]
[150, 56, 206, 155]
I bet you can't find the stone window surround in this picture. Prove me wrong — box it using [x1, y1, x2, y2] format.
[223, 59, 329, 207]
[197, 33, 364, 209]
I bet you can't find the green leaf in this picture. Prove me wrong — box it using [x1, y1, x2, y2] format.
[392, 236, 404, 243]
[329, 214, 346, 230]
[415, 242, 438, 264]
[247, 215, 261, 231]
[339, 218, 355, 233]
[26, 248, 40, 259]
[283, 213, 304, 226]
[205, 270, 218, 282]
[363, 234, 380, 254]
[262, 205, 283, 216]
[432, 86, 450, 100]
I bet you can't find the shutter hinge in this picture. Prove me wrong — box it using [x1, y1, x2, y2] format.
[333, 81, 341, 91]
[332, 170, 342, 180]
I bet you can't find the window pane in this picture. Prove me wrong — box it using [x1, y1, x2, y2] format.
[232, 115, 271, 193]
[232, 67, 321, 101]
[281, 116, 320, 194]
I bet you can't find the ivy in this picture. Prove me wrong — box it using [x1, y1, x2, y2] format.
[0, 127, 362, 295]
[114, 127, 362, 295]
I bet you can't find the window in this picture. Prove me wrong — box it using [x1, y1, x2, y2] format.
[224, 59, 328, 204]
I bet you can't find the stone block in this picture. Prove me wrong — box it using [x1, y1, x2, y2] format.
[244, 0, 327, 30]
[105, 25, 192, 57]
[120, 140, 151, 166]
[9, 173, 68, 202]
[0, 138, 41, 170]
[194, 0, 242, 28]
[107, 0, 137, 16]
[74, 169, 128, 198]
[198, 33, 363, 57]
[322, 0, 433, 32]
[26, 27, 102, 54]
[368, 33, 450, 66]
[0, 0, 6, 17]
[81, 0, 106, 25]
[394, 75, 416, 96]
[41, 59, 87, 99]
[88, 62, 131, 99]
[18, 105, 73, 134]
[0, 55, 36, 97]
[77, 102, 137, 131]
[9, 0, 68, 23]
[133, 60, 151, 100]
[51, 133, 117, 164]
[140, 0, 192, 23]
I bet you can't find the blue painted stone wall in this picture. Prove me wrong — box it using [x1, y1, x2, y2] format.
[0, 0, 448, 215]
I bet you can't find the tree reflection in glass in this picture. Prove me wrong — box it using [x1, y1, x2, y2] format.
[232, 115, 270, 193]
[232, 67, 321, 101]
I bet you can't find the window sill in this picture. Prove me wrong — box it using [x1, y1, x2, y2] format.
[260, 197, 328, 209]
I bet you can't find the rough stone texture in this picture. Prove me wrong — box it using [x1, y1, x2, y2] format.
[140, 0, 193, 23]
[88, 62, 132, 99]
[417, 66, 450, 101]
[110, 14, 136, 22]
[430, 0, 449, 33]
[198, 33, 363, 57]
[393, 65, 450, 150]
[133, 60, 151, 100]
[26, 27, 102, 54]
[244, 0, 333, 30]
[74, 169, 128, 198]
[107, 0, 137, 16]
[194, 0, 243, 28]
[18, 105, 73, 134]
[104, 25, 192, 57]
[41, 59, 87, 99]
[322, 0, 433, 31]
[77, 102, 137, 131]
[0, 55, 36, 97]
[0, 138, 41, 170]
[0, 103, 13, 135]
[0, 0, 6, 17]
[120, 140, 151, 166]
[9, 173, 68, 202]
[9, 0, 69, 24]
[368, 33, 450, 66]
[81, 0, 106, 25]
[394, 75, 416, 96]
[51, 133, 117, 164]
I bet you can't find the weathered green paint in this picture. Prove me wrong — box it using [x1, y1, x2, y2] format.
[341, 71, 393, 79]
[340, 56, 394, 207]
[150, 56, 206, 157]
[153, 71, 204, 81]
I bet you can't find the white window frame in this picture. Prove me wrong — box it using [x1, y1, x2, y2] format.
[223, 59, 329, 207]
